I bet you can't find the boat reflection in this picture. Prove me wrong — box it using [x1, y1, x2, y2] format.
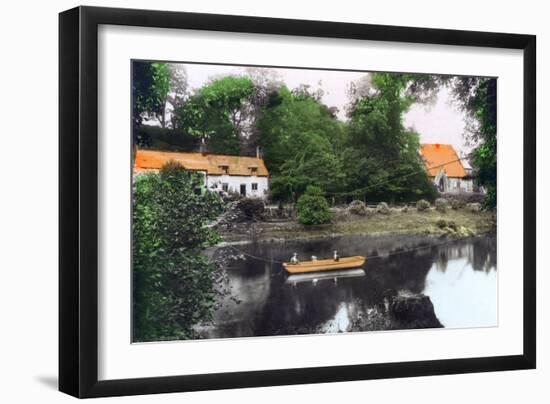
[285, 269, 366, 285]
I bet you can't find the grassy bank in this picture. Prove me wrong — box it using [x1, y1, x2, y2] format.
[219, 207, 496, 244]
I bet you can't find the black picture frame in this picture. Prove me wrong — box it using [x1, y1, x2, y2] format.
[59, 6, 536, 398]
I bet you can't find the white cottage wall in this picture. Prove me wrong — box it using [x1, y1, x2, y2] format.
[206, 175, 269, 199]
[446, 177, 474, 193]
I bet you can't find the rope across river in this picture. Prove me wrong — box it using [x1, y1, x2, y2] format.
[223, 234, 479, 266]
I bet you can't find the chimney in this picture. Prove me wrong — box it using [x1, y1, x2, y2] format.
[256, 146, 262, 159]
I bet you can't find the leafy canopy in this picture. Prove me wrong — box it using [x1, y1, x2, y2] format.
[132, 62, 170, 128]
[258, 86, 346, 200]
[176, 76, 255, 154]
[343, 73, 436, 202]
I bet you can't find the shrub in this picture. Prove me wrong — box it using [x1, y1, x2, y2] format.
[348, 200, 367, 216]
[436, 219, 458, 231]
[376, 202, 391, 215]
[466, 202, 482, 212]
[297, 186, 332, 225]
[221, 189, 241, 202]
[132, 163, 224, 342]
[236, 197, 265, 219]
[416, 199, 431, 211]
[435, 198, 449, 213]
[451, 199, 465, 210]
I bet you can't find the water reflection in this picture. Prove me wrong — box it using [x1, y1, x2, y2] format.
[202, 234, 497, 339]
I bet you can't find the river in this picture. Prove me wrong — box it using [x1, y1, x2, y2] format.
[201, 234, 497, 339]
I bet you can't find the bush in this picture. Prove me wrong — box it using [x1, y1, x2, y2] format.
[376, 202, 391, 215]
[435, 198, 449, 213]
[297, 186, 332, 225]
[348, 200, 367, 216]
[466, 202, 482, 212]
[451, 199, 465, 210]
[436, 219, 457, 230]
[416, 199, 431, 211]
[132, 163, 224, 342]
[236, 197, 265, 219]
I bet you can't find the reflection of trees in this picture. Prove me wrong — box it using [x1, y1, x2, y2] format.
[256, 274, 359, 336]
[365, 249, 434, 299]
[432, 235, 497, 273]
[211, 234, 496, 338]
[434, 248, 449, 272]
[470, 235, 497, 272]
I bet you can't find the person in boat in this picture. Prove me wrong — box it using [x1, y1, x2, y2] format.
[290, 252, 300, 265]
[333, 250, 340, 262]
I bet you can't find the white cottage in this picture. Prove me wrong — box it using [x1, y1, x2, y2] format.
[420, 143, 474, 193]
[134, 149, 269, 199]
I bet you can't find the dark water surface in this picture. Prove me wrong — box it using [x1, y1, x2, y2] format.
[203, 234, 497, 339]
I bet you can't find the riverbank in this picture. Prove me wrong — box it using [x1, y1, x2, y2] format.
[218, 207, 496, 244]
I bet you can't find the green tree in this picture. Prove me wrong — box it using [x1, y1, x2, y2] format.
[176, 76, 255, 154]
[258, 86, 346, 200]
[133, 162, 224, 342]
[448, 77, 497, 208]
[270, 134, 345, 201]
[296, 186, 332, 225]
[166, 64, 189, 129]
[132, 62, 170, 128]
[343, 73, 436, 202]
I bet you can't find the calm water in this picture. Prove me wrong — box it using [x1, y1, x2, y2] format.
[203, 234, 497, 339]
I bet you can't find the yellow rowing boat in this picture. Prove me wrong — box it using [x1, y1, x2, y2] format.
[283, 256, 366, 274]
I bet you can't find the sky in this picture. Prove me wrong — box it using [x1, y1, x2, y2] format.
[170, 62, 473, 155]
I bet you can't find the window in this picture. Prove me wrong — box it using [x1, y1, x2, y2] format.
[250, 167, 258, 175]
[252, 183, 258, 191]
[219, 165, 229, 174]
[222, 183, 228, 192]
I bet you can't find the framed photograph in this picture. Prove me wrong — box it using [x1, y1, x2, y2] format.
[59, 6, 536, 398]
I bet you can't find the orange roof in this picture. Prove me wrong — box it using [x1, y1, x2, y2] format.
[134, 149, 269, 177]
[420, 144, 466, 178]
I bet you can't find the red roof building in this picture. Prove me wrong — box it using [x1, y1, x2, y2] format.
[134, 149, 270, 198]
[419, 144, 474, 193]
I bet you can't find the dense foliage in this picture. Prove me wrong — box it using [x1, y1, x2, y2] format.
[236, 197, 265, 219]
[175, 76, 255, 154]
[296, 186, 332, 225]
[133, 163, 224, 341]
[132, 63, 495, 208]
[135, 125, 199, 151]
[342, 73, 437, 203]
[258, 86, 346, 201]
[449, 78, 497, 208]
[132, 62, 170, 129]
